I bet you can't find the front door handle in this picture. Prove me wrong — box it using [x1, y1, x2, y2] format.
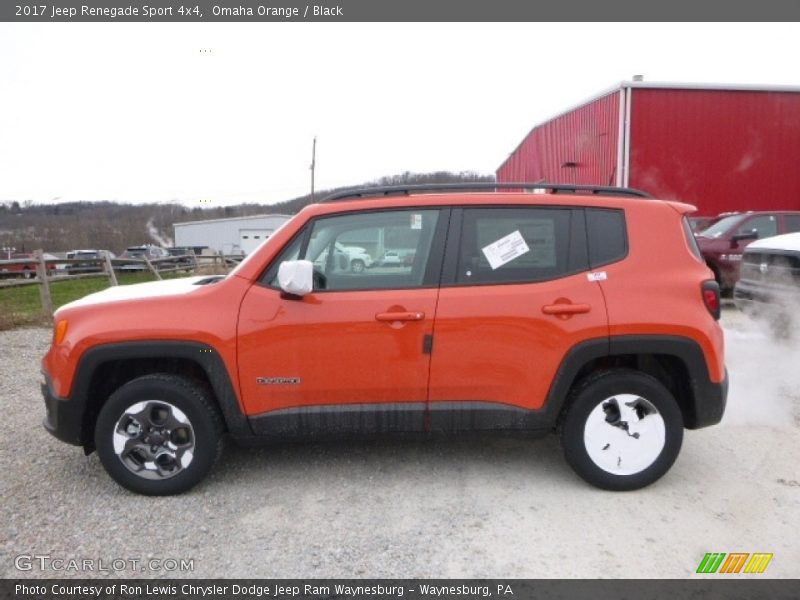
[375, 311, 425, 322]
[541, 303, 591, 315]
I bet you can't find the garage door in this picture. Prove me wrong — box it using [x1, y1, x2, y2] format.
[240, 229, 273, 254]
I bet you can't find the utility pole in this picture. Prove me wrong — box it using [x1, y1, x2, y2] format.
[310, 136, 317, 203]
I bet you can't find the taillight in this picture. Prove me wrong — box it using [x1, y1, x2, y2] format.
[702, 280, 721, 320]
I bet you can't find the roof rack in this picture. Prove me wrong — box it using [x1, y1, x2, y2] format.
[321, 182, 651, 202]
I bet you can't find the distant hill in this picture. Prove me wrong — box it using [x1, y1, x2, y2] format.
[0, 171, 494, 254]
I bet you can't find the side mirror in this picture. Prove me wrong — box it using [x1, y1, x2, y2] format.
[278, 260, 314, 297]
[731, 230, 758, 244]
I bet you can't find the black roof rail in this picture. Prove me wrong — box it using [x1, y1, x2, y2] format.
[321, 182, 651, 202]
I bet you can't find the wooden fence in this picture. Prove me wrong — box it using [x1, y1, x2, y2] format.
[0, 250, 243, 318]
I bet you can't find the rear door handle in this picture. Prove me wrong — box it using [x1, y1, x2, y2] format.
[375, 311, 425, 322]
[541, 303, 591, 315]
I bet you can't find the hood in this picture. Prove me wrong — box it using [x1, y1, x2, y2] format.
[748, 232, 800, 252]
[61, 276, 220, 310]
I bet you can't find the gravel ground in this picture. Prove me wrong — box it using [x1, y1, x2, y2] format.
[1, 307, 798, 579]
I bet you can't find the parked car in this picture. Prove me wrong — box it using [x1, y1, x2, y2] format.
[695, 211, 800, 292]
[118, 245, 170, 271]
[313, 243, 373, 273]
[65, 250, 110, 274]
[165, 247, 197, 269]
[341, 245, 373, 273]
[734, 232, 800, 335]
[0, 253, 57, 278]
[378, 250, 403, 267]
[42, 183, 727, 495]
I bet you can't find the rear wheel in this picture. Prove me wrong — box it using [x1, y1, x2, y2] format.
[560, 369, 683, 491]
[351, 259, 365, 273]
[95, 374, 223, 495]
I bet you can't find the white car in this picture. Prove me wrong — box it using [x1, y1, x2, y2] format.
[734, 232, 800, 335]
[313, 243, 373, 273]
[340, 245, 373, 272]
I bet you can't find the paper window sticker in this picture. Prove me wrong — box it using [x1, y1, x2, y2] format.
[411, 214, 423, 230]
[481, 230, 530, 270]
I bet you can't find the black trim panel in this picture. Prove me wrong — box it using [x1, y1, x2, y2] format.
[607, 336, 727, 428]
[41, 341, 251, 447]
[42, 372, 84, 446]
[427, 401, 551, 432]
[248, 402, 428, 439]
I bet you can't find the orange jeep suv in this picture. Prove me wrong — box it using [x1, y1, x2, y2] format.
[41, 184, 727, 495]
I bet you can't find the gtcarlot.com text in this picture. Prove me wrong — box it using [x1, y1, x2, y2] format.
[13, 553, 194, 573]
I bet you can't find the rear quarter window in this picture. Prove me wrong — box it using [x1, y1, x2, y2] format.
[682, 216, 704, 261]
[586, 208, 627, 268]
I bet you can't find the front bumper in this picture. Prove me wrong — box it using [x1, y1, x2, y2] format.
[41, 372, 85, 446]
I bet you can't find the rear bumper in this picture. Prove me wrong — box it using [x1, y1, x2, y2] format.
[692, 369, 728, 429]
[41, 371, 85, 446]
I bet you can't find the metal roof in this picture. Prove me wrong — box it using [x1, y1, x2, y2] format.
[173, 213, 291, 227]
[503, 80, 800, 162]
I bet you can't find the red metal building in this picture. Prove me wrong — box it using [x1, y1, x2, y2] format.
[497, 81, 800, 215]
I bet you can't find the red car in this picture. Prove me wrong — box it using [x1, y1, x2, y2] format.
[695, 211, 800, 292]
[0, 253, 56, 278]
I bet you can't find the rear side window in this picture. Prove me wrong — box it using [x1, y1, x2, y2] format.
[456, 207, 574, 284]
[586, 208, 627, 268]
[785, 214, 800, 233]
[682, 216, 704, 261]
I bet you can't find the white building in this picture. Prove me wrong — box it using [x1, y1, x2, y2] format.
[173, 214, 292, 255]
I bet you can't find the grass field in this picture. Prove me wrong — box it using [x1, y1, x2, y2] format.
[0, 271, 192, 330]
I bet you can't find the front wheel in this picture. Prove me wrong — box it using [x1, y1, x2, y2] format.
[350, 259, 365, 273]
[560, 369, 683, 491]
[95, 374, 223, 495]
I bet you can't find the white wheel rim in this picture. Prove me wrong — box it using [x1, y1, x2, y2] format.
[583, 394, 666, 476]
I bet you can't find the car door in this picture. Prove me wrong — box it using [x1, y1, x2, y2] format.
[237, 208, 447, 434]
[427, 206, 608, 428]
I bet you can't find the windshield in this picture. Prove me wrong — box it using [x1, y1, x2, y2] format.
[697, 215, 744, 238]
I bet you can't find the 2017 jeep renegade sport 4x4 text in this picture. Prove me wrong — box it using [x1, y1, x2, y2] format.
[41, 184, 728, 495]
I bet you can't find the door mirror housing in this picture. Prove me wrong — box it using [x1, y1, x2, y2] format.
[731, 230, 758, 244]
[278, 260, 314, 297]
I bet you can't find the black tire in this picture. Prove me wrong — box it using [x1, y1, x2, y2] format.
[560, 369, 683, 491]
[351, 259, 365, 273]
[95, 374, 223, 495]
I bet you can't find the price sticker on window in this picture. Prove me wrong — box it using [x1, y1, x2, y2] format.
[482, 230, 530, 270]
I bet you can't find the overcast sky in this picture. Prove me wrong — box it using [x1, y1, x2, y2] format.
[1, 22, 798, 207]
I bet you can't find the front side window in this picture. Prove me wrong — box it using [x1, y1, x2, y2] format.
[738, 215, 777, 239]
[456, 207, 573, 284]
[266, 209, 441, 291]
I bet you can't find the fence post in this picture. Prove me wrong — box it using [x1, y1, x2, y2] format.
[103, 251, 118, 286]
[35, 249, 54, 319]
[143, 256, 162, 280]
[218, 250, 230, 274]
